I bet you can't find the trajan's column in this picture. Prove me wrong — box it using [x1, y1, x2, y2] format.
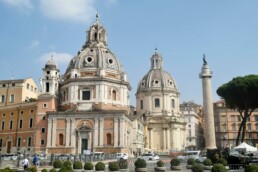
[199, 55, 217, 150]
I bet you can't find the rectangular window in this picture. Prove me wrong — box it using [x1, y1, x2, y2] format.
[255, 115, 258, 121]
[249, 133, 252, 139]
[42, 116, 46, 120]
[2, 84, 6, 87]
[10, 121, 13, 130]
[233, 133, 237, 139]
[1, 95, 5, 103]
[222, 125, 227, 132]
[27, 83, 30, 89]
[43, 103, 47, 108]
[232, 125, 236, 131]
[30, 86, 33, 91]
[238, 115, 241, 121]
[41, 128, 45, 133]
[28, 137, 32, 147]
[140, 100, 143, 109]
[12, 83, 15, 87]
[221, 116, 226, 122]
[29, 118, 33, 128]
[10, 95, 14, 103]
[34, 88, 37, 93]
[19, 119, 23, 129]
[0, 138, 2, 147]
[248, 124, 251, 131]
[17, 138, 21, 147]
[1, 121, 4, 130]
[154, 98, 160, 108]
[82, 90, 91, 100]
[41, 140, 45, 146]
[231, 116, 235, 122]
[171, 99, 175, 108]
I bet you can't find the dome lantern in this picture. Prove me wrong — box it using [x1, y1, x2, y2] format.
[151, 48, 163, 69]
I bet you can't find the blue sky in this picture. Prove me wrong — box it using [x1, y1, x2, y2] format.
[1, 0, 258, 106]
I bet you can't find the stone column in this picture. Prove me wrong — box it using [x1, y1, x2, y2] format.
[94, 118, 99, 147]
[70, 119, 76, 147]
[148, 128, 152, 149]
[114, 117, 118, 147]
[199, 56, 217, 149]
[119, 117, 124, 147]
[65, 118, 70, 147]
[46, 118, 52, 147]
[163, 129, 166, 150]
[52, 118, 57, 146]
[99, 117, 104, 146]
[78, 132, 81, 154]
[166, 128, 170, 149]
[88, 132, 92, 150]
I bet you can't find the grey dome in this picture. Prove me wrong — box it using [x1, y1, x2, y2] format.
[137, 50, 178, 92]
[45, 58, 58, 70]
[65, 16, 123, 75]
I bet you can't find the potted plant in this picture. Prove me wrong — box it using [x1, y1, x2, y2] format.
[245, 164, 258, 172]
[108, 162, 120, 172]
[203, 158, 212, 170]
[73, 161, 83, 172]
[134, 158, 147, 172]
[53, 160, 63, 170]
[154, 160, 166, 172]
[186, 158, 196, 169]
[211, 164, 227, 172]
[84, 162, 94, 172]
[170, 158, 181, 170]
[95, 162, 105, 172]
[63, 161, 72, 168]
[191, 164, 203, 172]
[119, 159, 129, 172]
[41, 169, 48, 172]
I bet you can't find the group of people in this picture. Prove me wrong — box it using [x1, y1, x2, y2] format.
[22, 154, 39, 169]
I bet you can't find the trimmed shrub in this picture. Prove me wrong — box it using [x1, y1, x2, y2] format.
[95, 162, 105, 171]
[108, 162, 119, 171]
[119, 159, 128, 169]
[41, 169, 48, 172]
[134, 158, 147, 168]
[187, 158, 196, 165]
[63, 161, 72, 168]
[73, 161, 82, 169]
[203, 158, 212, 166]
[211, 164, 227, 172]
[157, 160, 164, 167]
[26, 167, 37, 172]
[53, 160, 63, 168]
[49, 169, 57, 172]
[217, 158, 227, 166]
[58, 166, 72, 172]
[170, 158, 180, 166]
[245, 164, 258, 172]
[191, 164, 203, 172]
[84, 162, 94, 170]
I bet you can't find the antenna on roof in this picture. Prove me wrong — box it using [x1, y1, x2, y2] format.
[11, 71, 14, 80]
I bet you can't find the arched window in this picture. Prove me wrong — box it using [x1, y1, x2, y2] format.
[112, 90, 116, 101]
[59, 134, 64, 145]
[46, 82, 49, 92]
[154, 98, 160, 108]
[107, 133, 111, 145]
[94, 32, 97, 40]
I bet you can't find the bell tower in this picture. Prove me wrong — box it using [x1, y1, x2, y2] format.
[40, 55, 60, 95]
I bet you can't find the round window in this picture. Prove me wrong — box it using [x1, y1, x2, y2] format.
[87, 57, 93, 63]
[108, 58, 113, 64]
[155, 80, 159, 84]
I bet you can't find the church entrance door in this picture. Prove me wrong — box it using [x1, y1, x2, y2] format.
[81, 139, 88, 154]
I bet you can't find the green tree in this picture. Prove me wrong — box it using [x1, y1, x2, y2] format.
[217, 75, 258, 146]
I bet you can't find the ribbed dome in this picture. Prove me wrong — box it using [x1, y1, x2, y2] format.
[137, 50, 177, 92]
[65, 14, 123, 75]
[45, 58, 58, 70]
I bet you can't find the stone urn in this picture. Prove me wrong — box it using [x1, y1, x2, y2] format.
[154, 166, 166, 172]
[170, 166, 181, 171]
[135, 167, 147, 172]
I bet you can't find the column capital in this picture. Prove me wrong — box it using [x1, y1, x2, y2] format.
[119, 116, 124, 122]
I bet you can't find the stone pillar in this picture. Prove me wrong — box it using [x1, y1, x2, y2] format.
[148, 128, 152, 149]
[99, 117, 104, 146]
[119, 117, 124, 147]
[163, 129, 166, 150]
[65, 118, 70, 147]
[52, 118, 57, 146]
[199, 56, 217, 150]
[70, 119, 76, 147]
[78, 132, 81, 154]
[114, 117, 118, 147]
[166, 129, 170, 149]
[47, 118, 52, 147]
[88, 132, 92, 150]
[94, 118, 99, 147]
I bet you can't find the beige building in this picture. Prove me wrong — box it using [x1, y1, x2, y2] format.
[214, 99, 258, 149]
[180, 101, 205, 151]
[0, 78, 39, 154]
[40, 15, 139, 155]
[136, 49, 186, 152]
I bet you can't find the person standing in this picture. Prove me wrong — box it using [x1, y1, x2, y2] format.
[32, 154, 39, 167]
[22, 157, 29, 169]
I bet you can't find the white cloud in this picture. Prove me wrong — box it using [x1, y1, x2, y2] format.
[1, 0, 33, 11]
[39, 0, 96, 23]
[39, 52, 72, 65]
[28, 40, 40, 49]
